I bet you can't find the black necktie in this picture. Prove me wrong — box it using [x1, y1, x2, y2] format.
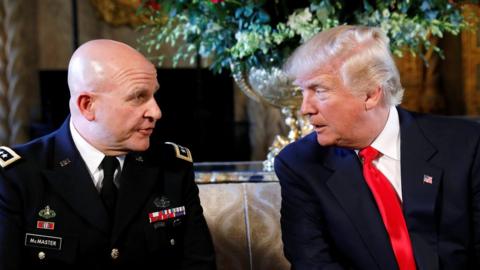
[100, 156, 119, 220]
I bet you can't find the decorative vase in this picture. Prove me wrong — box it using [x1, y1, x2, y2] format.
[231, 65, 312, 171]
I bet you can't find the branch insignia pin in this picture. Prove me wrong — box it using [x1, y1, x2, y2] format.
[59, 158, 71, 167]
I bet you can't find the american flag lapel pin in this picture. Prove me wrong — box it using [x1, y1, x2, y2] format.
[423, 174, 433, 184]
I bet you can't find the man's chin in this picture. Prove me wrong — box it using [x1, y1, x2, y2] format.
[129, 140, 150, 152]
[316, 136, 335, 147]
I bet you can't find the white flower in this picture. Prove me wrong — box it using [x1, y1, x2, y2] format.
[234, 32, 249, 43]
[287, 8, 313, 30]
[205, 22, 222, 34]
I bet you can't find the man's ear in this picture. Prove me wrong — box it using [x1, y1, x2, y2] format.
[77, 93, 96, 121]
[364, 86, 383, 110]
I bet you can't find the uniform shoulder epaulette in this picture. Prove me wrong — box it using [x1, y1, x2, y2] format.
[165, 142, 193, 163]
[0, 146, 21, 168]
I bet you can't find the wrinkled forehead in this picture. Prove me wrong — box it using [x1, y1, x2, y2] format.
[293, 63, 340, 88]
[106, 57, 157, 80]
[101, 63, 159, 94]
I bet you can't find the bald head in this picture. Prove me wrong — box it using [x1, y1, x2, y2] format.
[66, 39, 161, 155]
[68, 39, 154, 99]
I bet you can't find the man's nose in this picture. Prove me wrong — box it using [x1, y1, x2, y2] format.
[300, 92, 314, 116]
[145, 98, 162, 120]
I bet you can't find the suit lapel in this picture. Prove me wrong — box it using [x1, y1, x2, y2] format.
[42, 119, 110, 235]
[325, 147, 397, 270]
[398, 108, 441, 270]
[112, 153, 159, 243]
[323, 108, 442, 270]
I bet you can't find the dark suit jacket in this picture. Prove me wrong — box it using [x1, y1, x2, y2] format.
[0, 120, 215, 270]
[275, 107, 480, 270]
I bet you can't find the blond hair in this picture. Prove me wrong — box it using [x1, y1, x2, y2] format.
[284, 25, 404, 106]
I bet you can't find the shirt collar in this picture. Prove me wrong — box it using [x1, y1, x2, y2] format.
[370, 106, 400, 161]
[69, 120, 125, 176]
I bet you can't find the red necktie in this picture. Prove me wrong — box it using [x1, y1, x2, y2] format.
[359, 146, 416, 270]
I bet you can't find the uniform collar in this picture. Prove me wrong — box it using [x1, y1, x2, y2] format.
[69, 120, 125, 178]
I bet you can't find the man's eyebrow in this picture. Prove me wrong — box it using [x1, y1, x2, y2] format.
[130, 84, 159, 94]
[126, 88, 148, 98]
[300, 77, 331, 90]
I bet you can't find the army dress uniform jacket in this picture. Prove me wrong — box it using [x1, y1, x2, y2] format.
[0, 120, 216, 270]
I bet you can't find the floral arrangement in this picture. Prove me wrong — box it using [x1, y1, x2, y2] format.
[137, 0, 475, 74]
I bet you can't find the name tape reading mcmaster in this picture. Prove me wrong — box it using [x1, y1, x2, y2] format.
[25, 233, 62, 250]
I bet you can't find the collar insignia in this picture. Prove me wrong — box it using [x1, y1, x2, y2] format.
[59, 158, 71, 167]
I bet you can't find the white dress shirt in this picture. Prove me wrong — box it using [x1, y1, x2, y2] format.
[364, 106, 403, 201]
[69, 120, 125, 192]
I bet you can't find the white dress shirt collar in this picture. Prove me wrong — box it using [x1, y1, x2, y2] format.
[370, 106, 400, 161]
[69, 119, 125, 191]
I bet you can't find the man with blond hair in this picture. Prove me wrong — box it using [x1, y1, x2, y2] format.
[0, 40, 215, 269]
[275, 25, 480, 269]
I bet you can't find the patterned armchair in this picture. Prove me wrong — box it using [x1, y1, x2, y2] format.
[196, 163, 290, 270]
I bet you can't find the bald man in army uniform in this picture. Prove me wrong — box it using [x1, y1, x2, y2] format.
[0, 40, 215, 269]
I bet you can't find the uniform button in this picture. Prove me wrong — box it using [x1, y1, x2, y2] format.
[38, 251, 46, 260]
[170, 238, 175, 246]
[111, 248, 120, 259]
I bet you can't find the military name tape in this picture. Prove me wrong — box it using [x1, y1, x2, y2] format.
[25, 233, 62, 250]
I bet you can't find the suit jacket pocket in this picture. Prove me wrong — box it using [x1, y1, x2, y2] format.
[144, 219, 184, 254]
[144, 222, 167, 253]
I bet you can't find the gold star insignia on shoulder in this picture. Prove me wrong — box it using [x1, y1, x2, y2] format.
[165, 142, 193, 163]
[0, 146, 21, 168]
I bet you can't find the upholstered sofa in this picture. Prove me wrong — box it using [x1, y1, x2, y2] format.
[195, 163, 290, 270]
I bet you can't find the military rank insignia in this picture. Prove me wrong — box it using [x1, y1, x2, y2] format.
[148, 206, 186, 223]
[0, 146, 21, 168]
[165, 142, 193, 162]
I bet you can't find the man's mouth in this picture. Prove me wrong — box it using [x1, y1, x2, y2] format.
[138, 128, 154, 136]
[313, 124, 326, 132]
